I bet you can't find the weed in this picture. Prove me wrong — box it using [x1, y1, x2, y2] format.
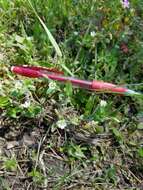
[0, 0, 143, 189]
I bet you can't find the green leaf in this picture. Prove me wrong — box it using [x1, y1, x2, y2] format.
[64, 82, 73, 97]
[67, 144, 87, 159]
[111, 127, 123, 144]
[28, 169, 44, 184]
[137, 122, 143, 129]
[138, 147, 143, 158]
[24, 105, 42, 118]
[4, 158, 17, 171]
[0, 96, 10, 108]
[85, 96, 95, 115]
[7, 107, 22, 118]
[106, 165, 117, 183]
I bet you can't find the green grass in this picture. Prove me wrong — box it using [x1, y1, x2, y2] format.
[0, 0, 143, 189]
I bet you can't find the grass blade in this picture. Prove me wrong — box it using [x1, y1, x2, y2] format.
[27, 0, 62, 57]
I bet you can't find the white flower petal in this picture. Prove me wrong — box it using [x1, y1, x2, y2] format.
[56, 120, 67, 129]
[100, 100, 107, 107]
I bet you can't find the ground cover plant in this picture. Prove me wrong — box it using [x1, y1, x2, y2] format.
[0, 0, 143, 189]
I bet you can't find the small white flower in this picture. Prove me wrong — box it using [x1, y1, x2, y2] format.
[21, 93, 31, 108]
[90, 31, 96, 37]
[27, 36, 33, 41]
[49, 81, 57, 90]
[15, 80, 23, 89]
[74, 31, 78, 36]
[100, 100, 107, 107]
[56, 120, 67, 129]
[21, 100, 31, 108]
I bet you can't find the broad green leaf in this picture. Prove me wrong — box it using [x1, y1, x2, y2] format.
[0, 96, 10, 108]
[7, 107, 22, 118]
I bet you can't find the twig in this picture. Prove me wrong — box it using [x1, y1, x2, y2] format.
[39, 150, 48, 189]
[34, 128, 50, 170]
[34, 138, 42, 170]
[128, 169, 142, 184]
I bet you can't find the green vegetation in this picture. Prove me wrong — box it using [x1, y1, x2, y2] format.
[0, 0, 143, 189]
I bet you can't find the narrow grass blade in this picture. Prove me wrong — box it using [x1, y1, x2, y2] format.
[61, 64, 74, 77]
[27, 0, 62, 57]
